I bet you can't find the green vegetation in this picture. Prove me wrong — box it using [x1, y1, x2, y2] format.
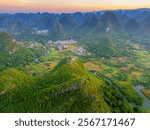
[0, 9, 150, 113]
[0, 58, 134, 112]
[87, 37, 120, 58]
[114, 72, 128, 81]
[119, 85, 143, 105]
[139, 71, 150, 88]
[0, 32, 35, 71]
[40, 48, 58, 61]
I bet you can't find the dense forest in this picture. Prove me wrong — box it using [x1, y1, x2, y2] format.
[0, 58, 141, 112]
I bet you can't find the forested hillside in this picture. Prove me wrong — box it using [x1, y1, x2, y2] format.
[0, 58, 135, 113]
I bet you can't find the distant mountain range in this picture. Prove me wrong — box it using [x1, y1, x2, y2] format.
[0, 8, 150, 42]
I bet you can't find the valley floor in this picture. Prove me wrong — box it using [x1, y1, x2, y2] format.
[21, 40, 150, 111]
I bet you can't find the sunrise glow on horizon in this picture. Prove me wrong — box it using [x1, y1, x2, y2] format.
[0, 0, 150, 13]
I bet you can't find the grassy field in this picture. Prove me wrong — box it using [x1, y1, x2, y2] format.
[23, 60, 59, 75]
[83, 61, 103, 71]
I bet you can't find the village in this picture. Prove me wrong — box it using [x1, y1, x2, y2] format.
[48, 39, 87, 56]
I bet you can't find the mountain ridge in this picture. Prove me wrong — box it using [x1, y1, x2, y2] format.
[0, 58, 134, 112]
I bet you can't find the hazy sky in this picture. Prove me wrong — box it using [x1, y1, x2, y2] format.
[0, 0, 150, 13]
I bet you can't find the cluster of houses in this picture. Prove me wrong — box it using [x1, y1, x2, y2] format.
[48, 39, 86, 56]
[26, 42, 39, 49]
[72, 47, 86, 56]
[54, 39, 77, 45]
[48, 39, 76, 46]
